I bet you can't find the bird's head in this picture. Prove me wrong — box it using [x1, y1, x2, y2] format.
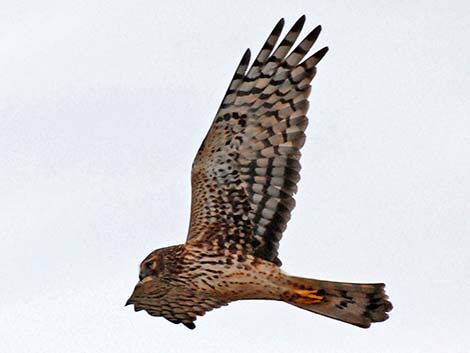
[126, 245, 182, 308]
[138, 249, 166, 281]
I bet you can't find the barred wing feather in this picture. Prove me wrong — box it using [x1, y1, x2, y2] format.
[187, 16, 328, 266]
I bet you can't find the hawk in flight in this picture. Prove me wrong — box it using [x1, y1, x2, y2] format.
[126, 16, 392, 329]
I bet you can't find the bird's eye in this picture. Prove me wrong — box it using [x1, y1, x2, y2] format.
[145, 261, 153, 269]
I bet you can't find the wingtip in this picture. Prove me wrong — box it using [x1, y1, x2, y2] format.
[241, 48, 251, 64]
[316, 46, 329, 60]
[292, 15, 306, 32]
[274, 18, 285, 34]
[305, 24, 322, 43]
[183, 322, 196, 329]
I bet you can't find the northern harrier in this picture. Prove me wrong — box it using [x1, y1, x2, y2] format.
[126, 16, 392, 329]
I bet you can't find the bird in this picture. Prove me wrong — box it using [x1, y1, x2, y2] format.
[126, 15, 392, 330]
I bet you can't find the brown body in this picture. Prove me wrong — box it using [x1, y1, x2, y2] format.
[127, 243, 391, 329]
[126, 16, 392, 329]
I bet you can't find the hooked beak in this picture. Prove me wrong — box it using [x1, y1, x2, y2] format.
[125, 298, 134, 306]
[125, 284, 139, 307]
[126, 293, 145, 312]
[125, 276, 155, 307]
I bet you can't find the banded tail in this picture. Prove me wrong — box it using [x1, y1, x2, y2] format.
[283, 276, 393, 328]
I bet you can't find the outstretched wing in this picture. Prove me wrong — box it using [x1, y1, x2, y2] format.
[187, 16, 328, 266]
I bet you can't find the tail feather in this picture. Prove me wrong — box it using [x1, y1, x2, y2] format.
[284, 276, 392, 328]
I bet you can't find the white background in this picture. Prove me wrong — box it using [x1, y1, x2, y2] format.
[1, 1, 469, 352]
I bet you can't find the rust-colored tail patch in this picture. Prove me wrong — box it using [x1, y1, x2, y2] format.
[286, 288, 325, 305]
[283, 275, 392, 328]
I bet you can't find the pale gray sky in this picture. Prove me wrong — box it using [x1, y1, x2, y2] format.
[1, 1, 469, 352]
